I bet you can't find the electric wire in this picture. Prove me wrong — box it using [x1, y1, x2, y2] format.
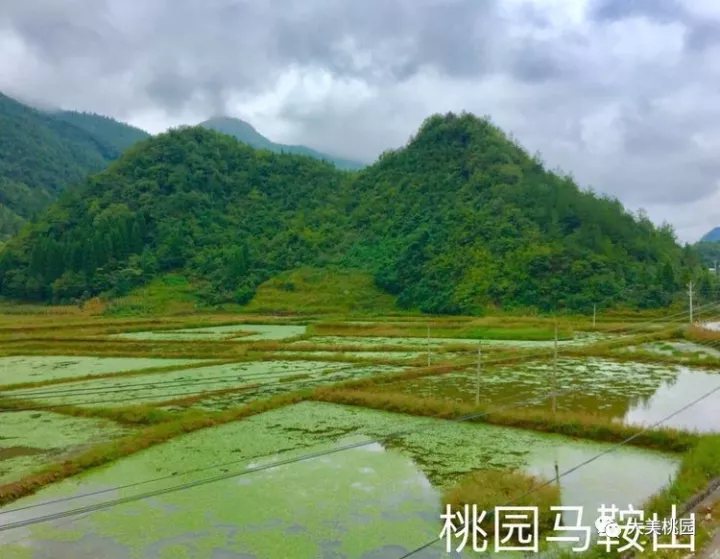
[0, 384, 582, 529]
[0, 303, 712, 527]
[396, 379, 720, 558]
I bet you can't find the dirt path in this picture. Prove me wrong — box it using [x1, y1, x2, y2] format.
[693, 486, 720, 559]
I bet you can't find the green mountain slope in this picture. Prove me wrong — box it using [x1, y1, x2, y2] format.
[340, 114, 706, 312]
[0, 113, 708, 312]
[0, 93, 148, 238]
[51, 111, 149, 153]
[200, 116, 366, 171]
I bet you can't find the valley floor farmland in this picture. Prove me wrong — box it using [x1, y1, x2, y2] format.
[0, 310, 719, 558]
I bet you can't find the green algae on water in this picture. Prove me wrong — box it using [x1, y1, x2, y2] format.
[109, 323, 307, 342]
[0, 411, 133, 485]
[0, 402, 680, 559]
[0, 356, 205, 387]
[6, 361, 363, 408]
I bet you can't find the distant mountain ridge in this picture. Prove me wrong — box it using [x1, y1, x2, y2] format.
[200, 116, 366, 171]
[0, 92, 150, 239]
[701, 227, 720, 242]
[50, 110, 150, 154]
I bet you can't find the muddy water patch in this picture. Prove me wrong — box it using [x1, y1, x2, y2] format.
[6, 361, 358, 409]
[0, 411, 133, 485]
[0, 356, 205, 387]
[0, 402, 680, 558]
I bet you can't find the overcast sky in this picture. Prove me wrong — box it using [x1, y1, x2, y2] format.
[1, 0, 719, 243]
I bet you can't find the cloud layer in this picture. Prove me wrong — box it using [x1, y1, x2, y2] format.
[1, 0, 719, 242]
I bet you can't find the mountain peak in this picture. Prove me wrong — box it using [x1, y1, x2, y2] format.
[199, 116, 366, 171]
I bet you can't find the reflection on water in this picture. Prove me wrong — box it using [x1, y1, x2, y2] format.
[376, 358, 720, 432]
[0, 402, 680, 559]
[624, 367, 720, 432]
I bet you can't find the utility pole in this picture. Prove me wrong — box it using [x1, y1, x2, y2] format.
[552, 321, 558, 414]
[476, 341, 482, 406]
[592, 304, 596, 329]
[688, 281, 694, 324]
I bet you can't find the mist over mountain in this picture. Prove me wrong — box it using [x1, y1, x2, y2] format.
[200, 117, 366, 171]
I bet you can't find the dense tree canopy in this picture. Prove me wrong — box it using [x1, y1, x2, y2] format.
[52, 110, 149, 154]
[0, 93, 149, 239]
[0, 112, 710, 313]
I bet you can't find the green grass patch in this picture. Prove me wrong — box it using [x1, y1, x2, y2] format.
[103, 274, 202, 316]
[241, 267, 400, 315]
[444, 469, 561, 541]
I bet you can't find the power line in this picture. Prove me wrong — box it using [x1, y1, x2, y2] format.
[3, 304, 706, 405]
[0, 385, 581, 529]
[396, 379, 720, 558]
[0, 304, 708, 539]
[2, 312, 703, 414]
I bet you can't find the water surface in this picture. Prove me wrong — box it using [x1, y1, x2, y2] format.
[372, 358, 720, 432]
[0, 411, 132, 485]
[0, 356, 204, 387]
[109, 324, 306, 342]
[0, 402, 680, 558]
[5, 361, 360, 408]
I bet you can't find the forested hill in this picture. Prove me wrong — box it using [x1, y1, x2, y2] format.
[51, 110, 149, 153]
[200, 116, 366, 171]
[0, 113, 708, 312]
[0, 93, 149, 239]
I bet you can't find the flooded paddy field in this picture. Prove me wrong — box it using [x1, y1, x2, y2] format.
[370, 358, 720, 432]
[108, 323, 307, 342]
[162, 364, 407, 412]
[2, 361, 369, 409]
[0, 411, 133, 485]
[0, 402, 680, 559]
[0, 356, 205, 387]
[269, 350, 453, 362]
[293, 331, 617, 350]
[618, 339, 720, 359]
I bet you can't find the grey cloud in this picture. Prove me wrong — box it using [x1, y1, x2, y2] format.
[685, 19, 720, 51]
[589, 0, 686, 24]
[508, 41, 575, 84]
[589, 0, 720, 53]
[0, 0, 719, 241]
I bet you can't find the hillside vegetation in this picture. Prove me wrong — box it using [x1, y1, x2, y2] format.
[51, 110, 149, 154]
[0, 112, 710, 313]
[0, 93, 149, 238]
[201, 116, 366, 171]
